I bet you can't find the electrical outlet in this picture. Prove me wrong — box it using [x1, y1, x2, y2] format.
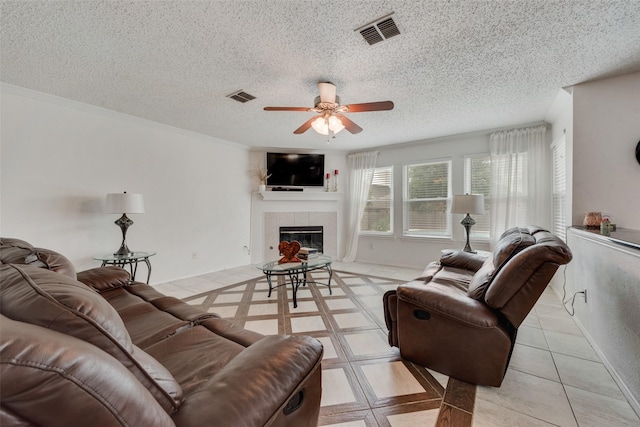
[192, 252, 198, 260]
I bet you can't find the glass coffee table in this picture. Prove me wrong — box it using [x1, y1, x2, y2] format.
[259, 255, 333, 308]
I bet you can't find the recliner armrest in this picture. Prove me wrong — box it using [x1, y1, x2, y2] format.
[171, 334, 323, 427]
[76, 266, 130, 292]
[397, 282, 498, 328]
[439, 250, 487, 273]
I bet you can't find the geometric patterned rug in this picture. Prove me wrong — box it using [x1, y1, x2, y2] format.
[182, 270, 476, 427]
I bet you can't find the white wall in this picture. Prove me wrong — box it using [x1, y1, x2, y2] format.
[1, 84, 253, 284]
[572, 72, 640, 229]
[354, 131, 494, 269]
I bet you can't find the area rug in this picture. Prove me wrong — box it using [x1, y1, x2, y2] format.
[182, 269, 476, 426]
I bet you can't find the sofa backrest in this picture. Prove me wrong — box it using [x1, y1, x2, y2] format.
[0, 237, 76, 279]
[0, 263, 183, 414]
[0, 315, 175, 427]
[467, 227, 572, 328]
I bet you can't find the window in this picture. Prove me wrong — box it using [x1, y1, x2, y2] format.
[403, 160, 451, 237]
[464, 155, 491, 240]
[361, 166, 393, 233]
[551, 136, 567, 241]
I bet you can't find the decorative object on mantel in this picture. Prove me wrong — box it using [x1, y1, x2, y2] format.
[325, 173, 331, 192]
[600, 217, 612, 236]
[451, 194, 485, 253]
[251, 165, 271, 191]
[583, 211, 602, 228]
[333, 169, 339, 192]
[278, 240, 301, 264]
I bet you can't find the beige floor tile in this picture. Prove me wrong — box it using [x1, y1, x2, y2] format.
[290, 315, 327, 333]
[247, 302, 279, 316]
[360, 361, 426, 398]
[473, 398, 557, 426]
[521, 311, 542, 328]
[214, 292, 244, 304]
[333, 312, 376, 329]
[553, 353, 626, 400]
[154, 282, 198, 299]
[289, 300, 319, 312]
[509, 344, 560, 382]
[316, 336, 338, 360]
[477, 369, 577, 427]
[321, 368, 358, 407]
[426, 368, 448, 388]
[350, 286, 380, 296]
[544, 330, 600, 361]
[537, 312, 584, 336]
[357, 295, 383, 309]
[319, 287, 346, 297]
[517, 325, 549, 350]
[343, 331, 391, 357]
[564, 385, 640, 427]
[325, 298, 358, 311]
[386, 409, 439, 426]
[243, 319, 278, 335]
[251, 291, 273, 302]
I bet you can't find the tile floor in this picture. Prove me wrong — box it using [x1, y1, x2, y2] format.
[155, 261, 640, 427]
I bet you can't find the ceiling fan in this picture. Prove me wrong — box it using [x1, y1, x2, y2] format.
[264, 82, 394, 136]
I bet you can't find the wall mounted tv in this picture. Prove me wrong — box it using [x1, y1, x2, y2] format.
[266, 153, 325, 187]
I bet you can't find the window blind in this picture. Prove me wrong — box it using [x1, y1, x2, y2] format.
[551, 136, 567, 241]
[403, 160, 451, 237]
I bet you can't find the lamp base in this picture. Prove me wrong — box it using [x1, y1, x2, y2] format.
[114, 214, 134, 256]
[460, 214, 477, 253]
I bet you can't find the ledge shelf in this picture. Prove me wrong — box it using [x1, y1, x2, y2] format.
[258, 191, 342, 201]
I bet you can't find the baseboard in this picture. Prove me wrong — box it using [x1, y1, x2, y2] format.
[549, 285, 640, 418]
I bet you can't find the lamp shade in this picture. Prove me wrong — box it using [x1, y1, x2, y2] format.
[451, 194, 485, 215]
[105, 192, 145, 214]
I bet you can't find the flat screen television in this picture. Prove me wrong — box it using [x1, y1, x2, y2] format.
[266, 153, 325, 187]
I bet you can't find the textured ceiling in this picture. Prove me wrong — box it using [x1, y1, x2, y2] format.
[2, 1, 640, 151]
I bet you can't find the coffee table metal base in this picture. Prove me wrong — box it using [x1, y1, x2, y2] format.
[263, 261, 333, 308]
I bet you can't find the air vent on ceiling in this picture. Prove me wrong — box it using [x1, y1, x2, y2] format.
[356, 13, 400, 45]
[226, 90, 256, 103]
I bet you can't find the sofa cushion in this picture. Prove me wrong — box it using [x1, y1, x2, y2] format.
[466, 257, 496, 300]
[493, 227, 536, 269]
[465, 228, 535, 301]
[0, 264, 183, 414]
[0, 238, 76, 279]
[76, 266, 131, 292]
[0, 315, 175, 427]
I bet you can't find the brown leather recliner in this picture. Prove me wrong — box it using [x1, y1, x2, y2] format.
[383, 226, 572, 387]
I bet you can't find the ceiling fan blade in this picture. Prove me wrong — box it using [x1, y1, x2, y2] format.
[343, 101, 394, 113]
[264, 106, 311, 112]
[293, 115, 322, 134]
[318, 82, 337, 104]
[335, 114, 362, 134]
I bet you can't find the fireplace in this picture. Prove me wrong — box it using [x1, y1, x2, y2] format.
[279, 226, 323, 253]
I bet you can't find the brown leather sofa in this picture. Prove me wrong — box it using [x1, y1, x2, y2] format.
[0, 238, 323, 426]
[383, 226, 572, 387]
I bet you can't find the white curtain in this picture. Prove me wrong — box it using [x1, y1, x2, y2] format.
[342, 151, 378, 262]
[489, 125, 551, 247]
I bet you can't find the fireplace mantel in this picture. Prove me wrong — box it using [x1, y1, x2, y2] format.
[258, 191, 342, 201]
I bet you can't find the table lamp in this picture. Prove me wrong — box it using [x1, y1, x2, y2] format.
[105, 192, 145, 256]
[451, 194, 485, 253]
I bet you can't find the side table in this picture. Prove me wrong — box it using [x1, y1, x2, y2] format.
[93, 251, 156, 284]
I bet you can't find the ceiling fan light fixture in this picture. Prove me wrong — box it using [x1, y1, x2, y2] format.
[328, 115, 345, 133]
[311, 116, 329, 135]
